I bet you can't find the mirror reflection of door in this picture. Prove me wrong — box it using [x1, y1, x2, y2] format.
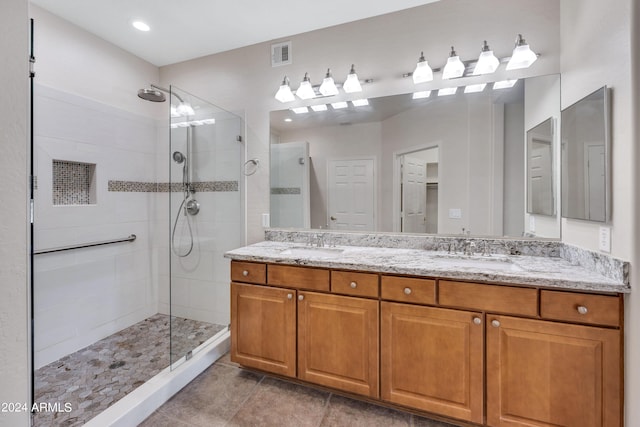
[270, 141, 310, 228]
[527, 118, 555, 216]
[327, 158, 375, 230]
[399, 147, 438, 233]
[585, 144, 606, 221]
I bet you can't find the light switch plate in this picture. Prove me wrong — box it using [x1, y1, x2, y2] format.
[448, 208, 462, 219]
[261, 213, 270, 228]
[599, 226, 611, 252]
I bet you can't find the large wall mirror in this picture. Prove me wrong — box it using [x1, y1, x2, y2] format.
[270, 74, 561, 239]
[561, 86, 610, 222]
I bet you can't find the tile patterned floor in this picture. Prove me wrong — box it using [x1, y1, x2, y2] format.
[140, 354, 463, 427]
[33, 314, 224, 427]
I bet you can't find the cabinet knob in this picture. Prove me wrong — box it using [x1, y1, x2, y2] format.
[491, 319, 501, 328]
[350, 281, 357, 289]
[403, 287, 412, 295]
[287, 293, 293, 300]
[577, 305, 588, 315]
[298, 295, 304, 301]
[242, 270, 249, 276]
[473, 317, 482, 325]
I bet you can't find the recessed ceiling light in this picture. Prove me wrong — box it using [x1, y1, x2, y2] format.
[352, 99, 369, 107]
[438, 87, 457, 96]
[284, 118, 293, 122]
[412, 91, 431, 99]
[132, 21, 150, 32]
[310, 104, 328, 112]
[464, 83, 487, 93]
[331, 101, 349, 109]
[291, 107, 309, 114]
[493, 79, 518, 89]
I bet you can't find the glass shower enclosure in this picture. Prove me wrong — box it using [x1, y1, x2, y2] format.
[166, 86, 244, 367]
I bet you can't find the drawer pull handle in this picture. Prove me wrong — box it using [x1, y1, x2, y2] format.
[577, 305, 588, 315]
[350, 281, 357, 289]
[473, 317, 482, 325]
[298, 295, 304, 301]
[287, 293, 293, 300]
[403, 287, 412, 295]
[242, 270, 249, 276]
[491, 319, 501, 328]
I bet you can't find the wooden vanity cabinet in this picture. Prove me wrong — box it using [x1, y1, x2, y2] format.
[298, 291, 379, 397]
[230, 282, 296, 377]
[381, 302, 484, 423]
[486, 315, 621, 427]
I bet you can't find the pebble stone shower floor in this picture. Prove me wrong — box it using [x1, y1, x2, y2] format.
[33, 314, 225, 427]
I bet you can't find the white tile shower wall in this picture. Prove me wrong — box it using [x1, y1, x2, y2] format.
[33, 85, 158, 368]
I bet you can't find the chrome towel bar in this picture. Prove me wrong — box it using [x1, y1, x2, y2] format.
[34, 234, 136, 255]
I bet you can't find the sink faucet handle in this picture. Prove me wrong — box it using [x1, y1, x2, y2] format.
[316, 233, 324, 248]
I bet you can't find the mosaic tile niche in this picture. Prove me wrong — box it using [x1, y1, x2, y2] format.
[52, 160, 96, 205]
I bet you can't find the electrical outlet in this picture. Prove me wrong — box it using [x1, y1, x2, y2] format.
[599, 226, 611, 252]
[261, 213, 270, 228]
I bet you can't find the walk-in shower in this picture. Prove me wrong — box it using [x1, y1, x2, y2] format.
[32, 82, 244, 426]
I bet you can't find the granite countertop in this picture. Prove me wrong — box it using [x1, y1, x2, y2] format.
[225, 241, 630, 294]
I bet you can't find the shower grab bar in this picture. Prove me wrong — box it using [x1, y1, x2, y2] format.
[34, 234, 136, 255]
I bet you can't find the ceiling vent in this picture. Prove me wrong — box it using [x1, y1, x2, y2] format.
[271, 41, 292, 67]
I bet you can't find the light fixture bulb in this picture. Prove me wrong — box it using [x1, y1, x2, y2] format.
[331, 101, 349, 109]
[343, 64, 362, 93]
[412, 91, 431, 99]
[464, 83, 487, 93]
[352, 99, 369, 107]
[275, 76, 295, 103]
[291, 107, 309, 114]
[310, 104, 328, 112]
[437, 87, 457, 96]
[493, 79, 518, 89]
[473, 41, 499, 75]
[442, 46, 465, 79]
[177, 102, 195, 116]
[412, 52, 433, 84]
[296, 72, 316, 100]
[506, 34, 538, 70]
[319, 69, 339, 96]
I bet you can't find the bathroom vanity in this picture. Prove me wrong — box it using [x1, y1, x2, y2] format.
[225, 237, 628, 427]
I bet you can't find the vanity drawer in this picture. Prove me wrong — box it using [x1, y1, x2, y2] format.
[381, 276, 436, 305]
[231, 261, 266, 284]
[439, 280, 538, 316]
[268, 265, 330, 291]
[540, 290, 621, 327]
[332, 271, 379, 297]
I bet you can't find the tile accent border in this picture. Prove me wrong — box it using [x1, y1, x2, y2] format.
[271, 187, 302, 195]
[108, 180, 238, 193]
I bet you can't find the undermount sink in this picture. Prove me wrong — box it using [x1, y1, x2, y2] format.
[430, 252, 512, 262]
[279, 246, 345, 258]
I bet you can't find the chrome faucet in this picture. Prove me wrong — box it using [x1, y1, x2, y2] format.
[315, 234, 324, 248]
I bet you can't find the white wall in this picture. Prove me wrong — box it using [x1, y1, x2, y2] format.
[160, 0, 561, 243]
[0, 0, 30, 425]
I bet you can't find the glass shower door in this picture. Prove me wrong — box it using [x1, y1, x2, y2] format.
[168, 85, 244, 367]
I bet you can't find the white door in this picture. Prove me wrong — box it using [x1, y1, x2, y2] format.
[401, 156, 427, 233]
[328, 159, 375, 230]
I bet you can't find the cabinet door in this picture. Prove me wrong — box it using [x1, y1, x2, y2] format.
[486, 315, 621, 427]
[230, 282, 296, 377]
[297, 292, 379, 397]
[381, 302, 484, 424]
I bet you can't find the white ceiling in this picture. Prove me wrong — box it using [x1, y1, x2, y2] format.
[30, 0, 440, 67]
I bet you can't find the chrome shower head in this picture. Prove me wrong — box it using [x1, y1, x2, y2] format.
[138, 87, 166, 102]
[172, 151, 186, 164]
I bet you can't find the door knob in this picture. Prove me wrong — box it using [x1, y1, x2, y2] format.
[403, 287, 412, 295]
[577, 305, 588, 315]
[298, 295, 304, 301]
[330, 216, 337, 221]
[473, 317, 482, 325]
[491, 319, 501, 328]
[350, 282, 357, 288]
[287, 293, 293, 300]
